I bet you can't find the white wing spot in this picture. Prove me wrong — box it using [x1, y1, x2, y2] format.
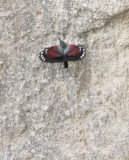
[82, 54, 84, 57]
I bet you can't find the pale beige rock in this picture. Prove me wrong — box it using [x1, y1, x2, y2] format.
[0, 0, 129, 160]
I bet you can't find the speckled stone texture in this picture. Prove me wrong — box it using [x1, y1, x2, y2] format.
[0, 0, 129, 160]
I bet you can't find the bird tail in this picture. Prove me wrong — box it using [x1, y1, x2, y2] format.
[64, 61, 68, 68]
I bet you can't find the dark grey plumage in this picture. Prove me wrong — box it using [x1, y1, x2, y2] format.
[58, 38, 71, 56]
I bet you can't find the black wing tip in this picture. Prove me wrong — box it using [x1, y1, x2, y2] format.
[39, 48, 49, 62]
[39, 51, 46, 62]
[79, 47, 86, 60]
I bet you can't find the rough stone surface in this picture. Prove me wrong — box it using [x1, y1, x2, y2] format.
[0, 0, 129, 160]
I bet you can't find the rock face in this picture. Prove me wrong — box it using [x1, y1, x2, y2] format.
[0, 0, 129, 159]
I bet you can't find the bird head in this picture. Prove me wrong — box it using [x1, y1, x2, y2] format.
[58, 38, 67, 49]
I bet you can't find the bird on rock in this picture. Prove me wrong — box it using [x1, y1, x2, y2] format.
[39, 38, 86, 68]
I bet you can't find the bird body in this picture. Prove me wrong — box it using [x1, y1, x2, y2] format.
[39, 38, 86, 68]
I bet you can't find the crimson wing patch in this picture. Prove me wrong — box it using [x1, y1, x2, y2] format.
[39, 45, 86, 62]
[39, 46, 63, 63]
[64, 45, 86, 61]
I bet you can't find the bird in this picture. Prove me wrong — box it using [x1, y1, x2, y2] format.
[39, 38, 86, 68]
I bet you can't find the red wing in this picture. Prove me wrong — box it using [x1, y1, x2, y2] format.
[67, 45, 80, 56]
[64, 45, 86, 61]
[47, 46, 61, 58]
[39, 46, 63, 63]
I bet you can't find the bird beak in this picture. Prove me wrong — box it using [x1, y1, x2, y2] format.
[58, 37, 66, 47]
[58, 37, 61, 42]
